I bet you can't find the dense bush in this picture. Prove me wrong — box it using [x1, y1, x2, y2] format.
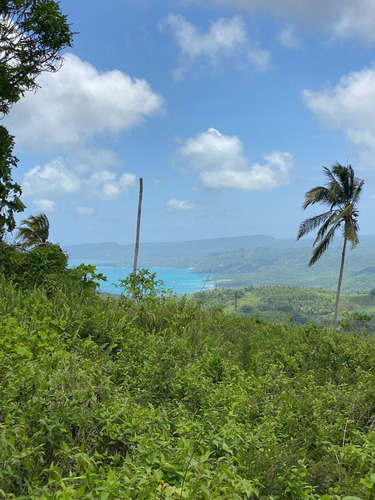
[1, 276, 375, 498]
[0, 242, 105, 296]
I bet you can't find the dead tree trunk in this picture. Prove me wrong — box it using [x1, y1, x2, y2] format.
[133, 177, 143, 274]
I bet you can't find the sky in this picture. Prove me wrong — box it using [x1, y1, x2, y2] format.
[4, 0, 375, 246]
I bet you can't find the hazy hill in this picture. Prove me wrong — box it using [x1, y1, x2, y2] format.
[64, 234, 375, 292]
[64, 234, 314, 264]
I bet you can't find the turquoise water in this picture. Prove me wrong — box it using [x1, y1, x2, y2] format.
[69, 259, 216, 295]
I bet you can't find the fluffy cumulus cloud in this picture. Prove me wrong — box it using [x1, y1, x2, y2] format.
[179, 128, 292, 190]
[208, 0, 375, 43]
[160, 14, 270, 79]
[22, 157, 137, 202]
[4, 53, 164, 150]
[167, 198, 196, 212]
[23, 158, 81, 198]
[303, 66, 375, 152]
[85, 171, 137, 201]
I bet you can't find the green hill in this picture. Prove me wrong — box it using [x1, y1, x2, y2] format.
[192, 246, 375, 292]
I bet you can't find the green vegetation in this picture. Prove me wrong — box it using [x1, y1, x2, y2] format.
[191, 245, 375, 293]
[0, 0, 74, 237]
[117, 267, 172, 301]
[0, 125, 25, 238]
[15, 212, 50, 249]
[0, 0, 74, 114]
[0, 241, 105, 295]
[1, 252, 375, 497]
[194, 286, 375, 329]
[297, 164, 364, 325]
[1, 4, 375, 496]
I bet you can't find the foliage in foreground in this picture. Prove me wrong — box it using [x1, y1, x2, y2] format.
[2, 278, 375, 498]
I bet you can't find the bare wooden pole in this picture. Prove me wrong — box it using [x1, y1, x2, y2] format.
[234, 289, 238, 313]
[133, 178, 143, 274]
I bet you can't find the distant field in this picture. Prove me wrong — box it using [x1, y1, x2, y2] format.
[193, 285, 375, 327]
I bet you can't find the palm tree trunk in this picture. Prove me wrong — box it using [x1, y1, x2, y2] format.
[333, 237, 347, 326]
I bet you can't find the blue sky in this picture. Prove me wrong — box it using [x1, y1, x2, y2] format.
[5, 0, 375, 245]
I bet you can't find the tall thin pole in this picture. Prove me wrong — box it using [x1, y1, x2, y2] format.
[133, 177, 143, 274]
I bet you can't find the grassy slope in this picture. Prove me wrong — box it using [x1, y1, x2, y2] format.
[2, 278, 375, 498]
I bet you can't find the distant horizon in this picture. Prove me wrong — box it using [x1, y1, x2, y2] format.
[62, 232, 375, 248]
[62, 232, 295, 247]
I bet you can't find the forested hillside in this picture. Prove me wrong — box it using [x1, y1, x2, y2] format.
[192, 246, 375, 292]
[194, 286, 375, 328]
[2, 266, 375, 498]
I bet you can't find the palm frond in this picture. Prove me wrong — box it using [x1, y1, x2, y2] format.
[15, 213, 50, 249]
[323, 166, 341, 199]
[302, 186, 335, 209]
[309, 225, 337, 266]
[352, 178, 365, 204]
[313, 212, 340, 245]
[330, 203, 355, 225]
[297, 211, 332, 240]
[344, 218, 360, 248]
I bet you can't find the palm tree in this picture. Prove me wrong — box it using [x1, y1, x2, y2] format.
[16, 213, 50, 250]
[297, 163, 364, 326]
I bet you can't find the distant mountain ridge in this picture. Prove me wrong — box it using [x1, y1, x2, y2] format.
[64, 234, 375, 266]
[64, 234, 375, 292]
[64, 234, 312, 265]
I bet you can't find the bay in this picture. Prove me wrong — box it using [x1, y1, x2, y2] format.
[69, 259, 216, 295]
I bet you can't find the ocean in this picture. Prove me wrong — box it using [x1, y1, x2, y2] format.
[69, 259, 216, 295]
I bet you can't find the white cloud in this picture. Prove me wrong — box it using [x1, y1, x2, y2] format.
[208, 0, 375, 43]
[22, 157, 137, 202]
[32, 199, 56, 213]
[76, 206, 95, 216]
[179, 128, 293, 190]
[277, 24, 301, 49]
[160, 14, 270, 79]
[303, 66, 375, 153]
[5, 53, 164, 151]
[85, 171, 137, 200]
[167, 198, 196, 212]
[23, 158, 81, 198]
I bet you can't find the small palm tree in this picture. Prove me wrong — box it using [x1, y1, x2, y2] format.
[16, 213, 50, 250]
[297, 163, 364, 326]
